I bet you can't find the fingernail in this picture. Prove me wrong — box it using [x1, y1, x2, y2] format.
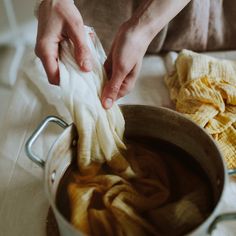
[81, 59, 92, 71]
[104, 98, 113, 109]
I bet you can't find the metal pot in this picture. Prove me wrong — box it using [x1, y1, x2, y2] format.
[25, 105, 236, 236]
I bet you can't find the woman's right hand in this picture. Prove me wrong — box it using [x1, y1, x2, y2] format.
[35, 0, 92, 85]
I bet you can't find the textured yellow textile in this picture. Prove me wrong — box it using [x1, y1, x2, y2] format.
[68, 143, 210, 236]
[165, 50, 236, 170]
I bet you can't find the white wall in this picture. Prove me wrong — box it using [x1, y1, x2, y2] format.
[0, 0, 35, 44]
[0, 0, 37, 86]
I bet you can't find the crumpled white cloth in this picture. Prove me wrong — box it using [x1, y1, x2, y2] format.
[25, 27, 128, 175]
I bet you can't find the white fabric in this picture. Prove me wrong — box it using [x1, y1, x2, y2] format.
[25, 27, 126, 175]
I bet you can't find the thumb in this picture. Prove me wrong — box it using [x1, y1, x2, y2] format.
[102, 73, 123, 109]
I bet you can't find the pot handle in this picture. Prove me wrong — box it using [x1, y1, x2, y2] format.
[25, 116, 69, 168]
[207, 168, 236, 234]
[228, 169, 236, 175]
[208, 212, 236, 234]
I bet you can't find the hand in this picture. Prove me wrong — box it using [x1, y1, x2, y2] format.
[102, 23, 150, 109]
[101, 0, 192, 109]
[35, 0, 92, 85]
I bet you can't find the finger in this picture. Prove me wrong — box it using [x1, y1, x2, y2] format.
[35, 39, 60, 85]
[68, 26, 92, 72]
[60, 5, 92, 72]
[101, 72, 124, 109]
[116, 62, 141, 99]
[104, 37, 117, 80]
[117, 76, 136, 99]
[42, 57, 60, 85]
[104, 54, 112, 79]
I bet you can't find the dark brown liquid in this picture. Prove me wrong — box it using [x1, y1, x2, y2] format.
[56, 137, 214, 235]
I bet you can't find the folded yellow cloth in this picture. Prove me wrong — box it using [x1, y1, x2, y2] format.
[165, 50, 236, 170]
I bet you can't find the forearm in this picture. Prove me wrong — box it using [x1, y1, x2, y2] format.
[128, 0, 191, 43]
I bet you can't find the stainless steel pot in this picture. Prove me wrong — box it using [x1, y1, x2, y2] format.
[25, 105, 236, 236]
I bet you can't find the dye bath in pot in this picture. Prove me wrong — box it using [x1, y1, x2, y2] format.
[56, 137, 214, 236]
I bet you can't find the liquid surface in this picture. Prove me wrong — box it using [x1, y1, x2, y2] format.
[56, 137, 214, 236]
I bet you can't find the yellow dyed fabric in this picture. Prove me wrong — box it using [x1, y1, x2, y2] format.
[68, 143, 210, 236]
[165, 50, 236, 170]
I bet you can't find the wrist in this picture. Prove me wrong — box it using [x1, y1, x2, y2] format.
[127, 0, 191, 44]
[123, 18, 158, 49]
[126, 1, 164, 45]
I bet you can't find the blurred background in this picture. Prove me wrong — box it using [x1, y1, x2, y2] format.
[0, 0, 36, 124]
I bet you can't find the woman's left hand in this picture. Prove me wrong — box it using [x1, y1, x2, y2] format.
[101, 0, 191, 109]
[101, 22, 150, 109]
